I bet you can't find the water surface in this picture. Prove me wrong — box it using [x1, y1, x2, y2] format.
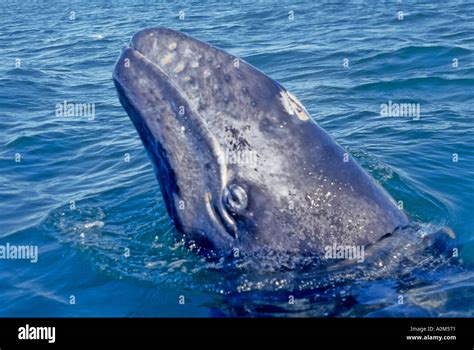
[0, 0, 473, 317]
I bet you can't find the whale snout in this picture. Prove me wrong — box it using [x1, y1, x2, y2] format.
[122, 27, 209, 89]
[130, 27, 188, 58]
[113, 28, 185, 90]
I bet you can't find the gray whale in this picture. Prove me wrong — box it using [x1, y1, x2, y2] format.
[113, 28, 408, 256]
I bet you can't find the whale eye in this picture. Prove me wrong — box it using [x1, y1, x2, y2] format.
[223, 184, 248, 214]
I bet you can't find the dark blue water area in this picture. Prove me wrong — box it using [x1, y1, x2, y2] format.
[0, 0, 473, 317]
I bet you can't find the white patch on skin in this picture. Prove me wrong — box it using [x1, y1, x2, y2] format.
[168, 42, 177, 50]
[174, 62, 185, 73]
[281, 92, 295, 116]
[280, 90, 310, 121]
[161, 53, 173, 65]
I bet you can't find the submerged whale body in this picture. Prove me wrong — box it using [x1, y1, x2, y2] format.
[113, 28, 408, 257]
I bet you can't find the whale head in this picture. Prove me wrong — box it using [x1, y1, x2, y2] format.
[113, 28, 408, 257]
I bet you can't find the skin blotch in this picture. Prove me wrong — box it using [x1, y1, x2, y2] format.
[168, 42, 177, 51]
[161, 53, 173, 65]
[280, 90, 310, 121]
[174, 63, 185, 74]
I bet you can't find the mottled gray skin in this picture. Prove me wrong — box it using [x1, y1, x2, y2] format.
[113, 28, 408, 256]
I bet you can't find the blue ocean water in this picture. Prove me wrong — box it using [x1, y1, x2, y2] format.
[1, 0, 473, 317]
